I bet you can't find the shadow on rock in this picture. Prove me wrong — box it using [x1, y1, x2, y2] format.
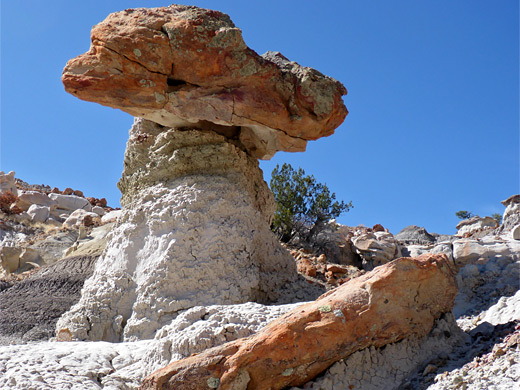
[0, 255, 97, 344]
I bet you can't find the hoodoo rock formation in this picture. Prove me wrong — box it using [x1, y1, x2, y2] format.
[142, 254, 457, 390]
[57, 5, 347, 342]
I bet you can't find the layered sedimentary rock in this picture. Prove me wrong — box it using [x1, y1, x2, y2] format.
[142, 254, 457, 390]
[61, 5, 347, 160]
[0, 171, 17, 196]
[57, 5, 347, 342]
[56, 118, 297, 341]
[0, 255, 97, 343]
[395, 225, 436, 245]
[455, 216, 498, 237]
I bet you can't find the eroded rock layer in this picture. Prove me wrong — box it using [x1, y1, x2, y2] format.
[56, 119, 297, 342]
[142, 254, 457, 390]
[62, 5, 348, 159]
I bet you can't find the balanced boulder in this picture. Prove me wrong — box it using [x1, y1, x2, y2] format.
[62, 5, 347, 160]
[57, 5, 348, 342]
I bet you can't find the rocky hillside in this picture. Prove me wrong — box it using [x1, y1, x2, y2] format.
[1, 169, 519, 389]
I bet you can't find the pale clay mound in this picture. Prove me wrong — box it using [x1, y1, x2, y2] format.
[56, 119, 299, 343]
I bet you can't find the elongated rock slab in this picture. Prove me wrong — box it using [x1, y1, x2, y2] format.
[56, 119, 297, 342]
[62, 5, 348, 159]
[141, 254, 457, 390]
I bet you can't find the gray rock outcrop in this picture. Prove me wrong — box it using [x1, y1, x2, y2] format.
[395, 225, 436, 245]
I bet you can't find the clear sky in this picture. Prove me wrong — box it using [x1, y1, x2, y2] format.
[1, 1, 518, 235]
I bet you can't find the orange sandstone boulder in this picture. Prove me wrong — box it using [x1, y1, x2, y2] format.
[141, 254, 456, 390]
[62, 5, 348, 159]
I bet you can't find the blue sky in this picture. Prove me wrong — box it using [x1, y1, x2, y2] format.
[1, 1, 518, 235]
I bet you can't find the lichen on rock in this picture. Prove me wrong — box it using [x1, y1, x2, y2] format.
[61, 4, 348, 159]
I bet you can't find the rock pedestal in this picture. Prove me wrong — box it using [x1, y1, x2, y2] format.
[57, 5, 347, 342]
[57, 119, 297, 341]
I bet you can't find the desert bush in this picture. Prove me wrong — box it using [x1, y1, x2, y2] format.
[492, 213, 502, 225]
[270, 163, 352, 245]
[455, 210, 474, 220]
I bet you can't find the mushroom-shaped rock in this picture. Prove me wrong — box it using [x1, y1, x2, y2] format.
[62, 5, 347, 159]
[57, 5, 345, 342]
[501, 195, 520, 207]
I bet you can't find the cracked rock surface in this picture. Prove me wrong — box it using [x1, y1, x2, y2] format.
[61, 4, 347, 159]
[56, 119, 298, 342]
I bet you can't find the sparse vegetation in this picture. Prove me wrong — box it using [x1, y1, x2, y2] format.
[492, 213, 503, 225]
[270, 163, 352, 245]
[455, 210, 474, 220]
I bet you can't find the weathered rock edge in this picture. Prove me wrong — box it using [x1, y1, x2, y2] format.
[61, 4, 347, 159]
[141, 254, 457, 390]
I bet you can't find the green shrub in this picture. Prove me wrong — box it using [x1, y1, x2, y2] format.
[491, 213, 502, 225]
[455, 210, 474, 220]
[270, 163, 352, 244]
